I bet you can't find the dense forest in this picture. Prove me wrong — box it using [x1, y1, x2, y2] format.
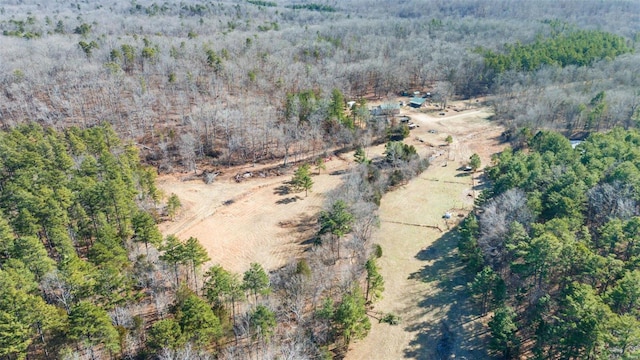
[2, 0, 640, 359]
[0, 122, 423, 359]
[460, 129, 640, 358]
[0, 124, 162, 358]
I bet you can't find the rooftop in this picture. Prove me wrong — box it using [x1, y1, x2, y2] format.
[379, 103, 401, 110]
[409, 97, 427, 106]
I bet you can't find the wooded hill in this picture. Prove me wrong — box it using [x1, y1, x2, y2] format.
[1, 0, 640, 172]
[460, 128, 640, 358]
[480, 27, 632, 75]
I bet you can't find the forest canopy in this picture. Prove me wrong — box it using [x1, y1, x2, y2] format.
[480, 28, 632, 74]
[2, 0, 639, 171]
[2, 0, 640, 358]
[460, 128, 640, 358]
[0, 124, 163, 358]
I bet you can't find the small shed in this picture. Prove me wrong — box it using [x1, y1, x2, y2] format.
[409, 97, 427, 108]
[347, 101, 356, 109]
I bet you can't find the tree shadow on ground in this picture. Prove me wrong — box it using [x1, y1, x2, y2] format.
[404, 225, 492, 360]
[287, 214, 319, 247]
[276, 196, 300, 205]
[274, 184, 291, 196]
[294, 213, 317, 234]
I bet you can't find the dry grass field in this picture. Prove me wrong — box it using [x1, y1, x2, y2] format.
[157, 102, 506, 357]
[345, 103, 505, 360]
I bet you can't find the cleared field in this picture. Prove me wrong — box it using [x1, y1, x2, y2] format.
[346, 108, 505, 360]
[157, 155, 352, 274]
[157, 104, 505, 357]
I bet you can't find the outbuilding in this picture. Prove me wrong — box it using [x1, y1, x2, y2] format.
[371, 103, 401, 116]
[409, 97, 427, 108]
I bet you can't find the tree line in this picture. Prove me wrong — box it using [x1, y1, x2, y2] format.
[460, 128, 640, 359]
[0, 124, 161, 358]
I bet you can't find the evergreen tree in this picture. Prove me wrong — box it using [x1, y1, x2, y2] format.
[243, 263, 270, 303]
[166, 193, 182, 220]
[555, 283, 612, 359]
[329, 88, 353, 129]
[291, 163, 313, 197]
[606, 270, 640, 315]
[204, 265, 243, 313]
[365, 258, 384, 302]
[160, 235, 186, 287]
[488, 306, 519, 359]
[68, 301, 120, 357]
[314, 157, 326, 175]
[354, 146, 369, 164]
[333, 287, 370, 348]
[11, 236, 55, 280]
[176, 294, 222, 347]
[468, 266, 498, 315]
[132, 210, 163, 254]
[319, 200, 354, 259]
[183, 237, 210, 292]
[469, 153, 482, 172]
[0, 310, 31, 360]
[148, 319, 184, 351]
[250, 304, 277, 341]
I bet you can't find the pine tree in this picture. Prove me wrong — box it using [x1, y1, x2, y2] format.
[166, 193, 182, 220]
[183, 237, 210, 292]
[250, 304, 276, 341]
[132, 211, 163, 255]
[243, 263, 270, 303]
[488, 306, 519, 359]
[291, 163, 313, 197]
[160, 235, 186, 287]
[148, 319, 184, 351]
[314, 157, 326, 175]
[319, 200, 354, 259]
[334, 287, 371, 348]
[354, 146, 369, 164]
[68, 301, 120, 357]
[468, 266, 498, 315]
[469, 153, 482, 172]
[177, 294, 222, 348]
[365, 258, 384, 302]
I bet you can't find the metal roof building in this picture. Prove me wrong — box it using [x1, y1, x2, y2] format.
[371, 103, 401, 116]
[409, 97, 427, 108]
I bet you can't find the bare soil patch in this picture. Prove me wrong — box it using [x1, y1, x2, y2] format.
[157, 156, 351, 274]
